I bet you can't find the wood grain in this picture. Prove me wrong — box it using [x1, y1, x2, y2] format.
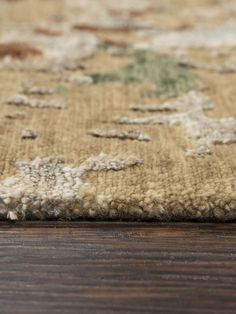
[0, 222, 235, 313]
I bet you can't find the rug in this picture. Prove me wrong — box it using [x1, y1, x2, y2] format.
[0, 0, 235, 221]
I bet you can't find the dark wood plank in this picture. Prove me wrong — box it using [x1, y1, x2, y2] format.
[0, 222, 235, 314]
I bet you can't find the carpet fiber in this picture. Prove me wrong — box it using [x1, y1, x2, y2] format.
[0, 0, 235, 221]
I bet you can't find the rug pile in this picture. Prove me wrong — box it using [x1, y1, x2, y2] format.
[0, 0, 235, 220]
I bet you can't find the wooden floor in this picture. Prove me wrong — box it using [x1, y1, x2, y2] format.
[0, 222, 235, 314]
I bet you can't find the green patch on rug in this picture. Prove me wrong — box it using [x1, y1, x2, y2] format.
[54, 85, 68, 94]
[90, 51, 197, 97]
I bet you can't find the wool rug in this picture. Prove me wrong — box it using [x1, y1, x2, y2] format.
[0, 0, 235, 221]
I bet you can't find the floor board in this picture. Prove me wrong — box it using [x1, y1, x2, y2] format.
[0, 222, 235, 313]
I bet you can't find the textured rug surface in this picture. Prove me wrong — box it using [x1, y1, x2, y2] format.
[0, 0, 235, 221]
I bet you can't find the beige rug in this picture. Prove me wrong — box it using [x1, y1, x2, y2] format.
[0, 0, 235, 221]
